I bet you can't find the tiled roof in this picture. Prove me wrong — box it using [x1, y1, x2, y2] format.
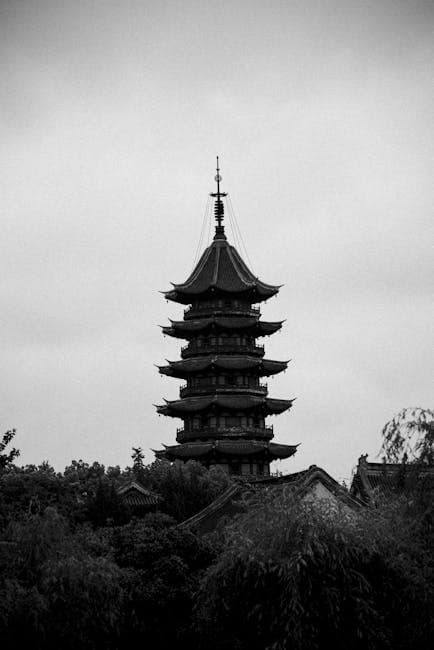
[159, 355, 289, 377]
[164, 238, 280, 304]
[179, 465, 361, 534]
[157, 395, 294, 416]
[350, 455, 434, 502]
[117, 481, 160, 507]
[162, 316, 283, 338]
[155, 440, 298, 461]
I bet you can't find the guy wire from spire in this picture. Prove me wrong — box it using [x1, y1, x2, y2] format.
[191, 195, 211, 271]
[227, 193, 254, 271]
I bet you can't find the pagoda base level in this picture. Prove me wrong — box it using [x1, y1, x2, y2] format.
[157, 453, 271, 477]
[154, 440, 298, 477]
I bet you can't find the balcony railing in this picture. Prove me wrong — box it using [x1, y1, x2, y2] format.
[176, 425, 274, 442]
[184, 305, 260, 319]
[180, 342, 264, 358]
[179, 383, 268, 397]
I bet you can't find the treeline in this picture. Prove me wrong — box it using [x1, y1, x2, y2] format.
[0, 452, 231, 649]
[0, 434, 432, 649]
[0, 454, 231, 528]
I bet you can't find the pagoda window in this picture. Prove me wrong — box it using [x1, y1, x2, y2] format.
[226, 375, 236, 386]
[235, 375, 243, 386]
[257, 462, 264, 476]
[226, 416, 240, 427]
[192, 417, 201, 429]
[230, 461, 241, 475]
[210, 336, 217, 345]
[224, 299, 231, 308]
[241, 462, 250, 476]
[209, 415, 217, 427]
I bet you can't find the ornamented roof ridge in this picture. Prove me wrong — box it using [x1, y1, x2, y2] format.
[158, 355, 290, 377]
[155, 440, 298, 461]
[164, 238, 281, 304]
[156, 395, 294, 416]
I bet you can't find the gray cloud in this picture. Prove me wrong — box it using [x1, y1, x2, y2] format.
[1, 1, 433, 480]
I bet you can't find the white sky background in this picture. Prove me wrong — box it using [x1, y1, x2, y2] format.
[1, 0, 433, 482]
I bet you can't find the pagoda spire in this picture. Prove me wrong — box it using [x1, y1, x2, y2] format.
[210, 156, 227, 240]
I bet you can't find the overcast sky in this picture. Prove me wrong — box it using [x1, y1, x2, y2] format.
[1, 0, 433, 482]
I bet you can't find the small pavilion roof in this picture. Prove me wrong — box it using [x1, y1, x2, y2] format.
[350, 454, 434, 503]
[155, 440, 298, 461]
[156, 395, 294, 417]
[162, 316, 283, 339]
[117, 481, 160, 508]
[158, 355, 289, 378]
[164, 238, 280, 304]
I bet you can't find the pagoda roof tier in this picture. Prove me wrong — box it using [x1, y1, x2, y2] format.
[162, 316, 283, 339]
[156, 395, 294, 417]
[158, 355, 289, 378]
[164, 238, 280, 304]
[154, 440, 298, 461]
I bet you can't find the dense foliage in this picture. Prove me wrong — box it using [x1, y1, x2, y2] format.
[0, 455, 231, 529]
[0, 508, 217, 649]
[0, 443, 226, 649]
[196, 489, 433, 650]
[0, 431, 432, 649]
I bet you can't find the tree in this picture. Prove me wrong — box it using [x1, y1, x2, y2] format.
[131, 447, 146, 483]
[137, 460, 232, 521]
[85, 478, 128, 527]
[380, 407, 434, 464]
[110, 517, 217, 648]
[195, 489, 434, 650]
[0, 508, 124, 650]
[0, 430, 19, 472]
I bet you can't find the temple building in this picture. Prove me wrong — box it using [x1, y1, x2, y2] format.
[155, 160, 298, 476]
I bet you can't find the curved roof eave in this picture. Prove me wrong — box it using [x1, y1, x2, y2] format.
[158, 356, 290, 377]
[155, 395, 295, 416]
[153, 440, 299, 461]
[163, 239, 281, 302]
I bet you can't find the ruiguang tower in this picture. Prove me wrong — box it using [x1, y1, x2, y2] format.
[155, 160, 297, 477]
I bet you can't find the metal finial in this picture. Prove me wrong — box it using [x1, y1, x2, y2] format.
[215, 156, 222, 198]
[210, 155, 227, 238]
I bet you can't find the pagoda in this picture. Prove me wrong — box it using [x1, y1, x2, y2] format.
[155, 160, 297, 477]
